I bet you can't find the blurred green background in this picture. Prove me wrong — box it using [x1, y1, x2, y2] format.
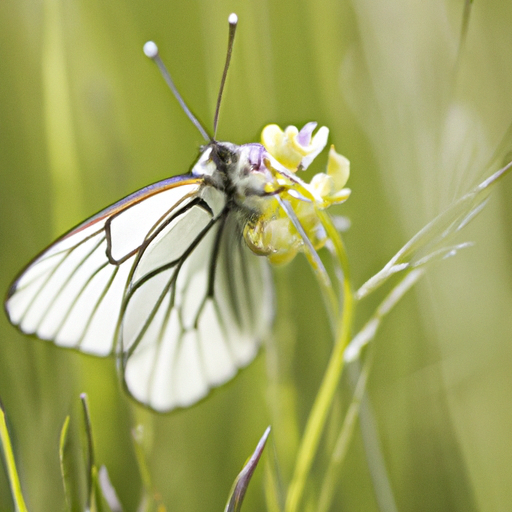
[1, 0, 512, 510]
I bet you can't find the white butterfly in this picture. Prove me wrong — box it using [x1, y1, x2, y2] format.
[5, 136, 275, 411]
[5, 15, 350, 412]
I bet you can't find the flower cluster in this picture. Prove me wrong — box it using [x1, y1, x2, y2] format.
[243, 122, 351, 264]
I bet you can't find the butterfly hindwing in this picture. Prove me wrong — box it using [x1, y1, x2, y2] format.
[121, 202, 274, 412]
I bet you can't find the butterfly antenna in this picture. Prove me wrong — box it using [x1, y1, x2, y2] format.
[143, 40, 211, 142]
[213, 13, 238, 140]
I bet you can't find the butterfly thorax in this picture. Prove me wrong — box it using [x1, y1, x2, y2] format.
[191, 140, 302, 263]
[192, 141, 278, 216]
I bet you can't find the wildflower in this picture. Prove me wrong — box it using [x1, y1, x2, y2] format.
[243, 123, 351, 264]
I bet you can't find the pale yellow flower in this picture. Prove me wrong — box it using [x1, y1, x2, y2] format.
[309, 146, 351, 208]
[243, 123, 351, 265]
[261, 122, 329, 171]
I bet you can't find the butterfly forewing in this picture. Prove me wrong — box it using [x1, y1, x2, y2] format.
[5, 176, 203, 356]
[106, 180, 202, 263]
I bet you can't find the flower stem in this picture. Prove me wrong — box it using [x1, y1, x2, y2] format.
[285, 211, 355, 512]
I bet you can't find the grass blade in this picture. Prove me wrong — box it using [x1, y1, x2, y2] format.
[0, 397, 28, 512]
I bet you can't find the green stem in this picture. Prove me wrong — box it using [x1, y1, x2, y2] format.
[285, 211, 355, 512]
[277, 196, 339, 331]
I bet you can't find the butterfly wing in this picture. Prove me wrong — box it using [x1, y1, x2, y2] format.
[120, 188, 274, 411]
[6, 174, 273, 411]
[5, 175, 203, 356]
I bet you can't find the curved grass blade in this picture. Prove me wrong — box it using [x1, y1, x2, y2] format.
[80, 394, 95, 511]
[225, 426, 271, 512]
[131, 425, 167, 512]
[317, 356, 373, 512]
[356, 160, 512, 300]
[90, 464, 116, 512]
[0, 397, 28, 512]
[59, 415, 84, 512]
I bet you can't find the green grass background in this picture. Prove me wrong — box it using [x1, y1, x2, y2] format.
[1, 0, 512, 510]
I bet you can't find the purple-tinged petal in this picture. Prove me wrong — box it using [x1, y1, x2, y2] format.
[296, 122, 318, 146]
[300, 126, 329, 169]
